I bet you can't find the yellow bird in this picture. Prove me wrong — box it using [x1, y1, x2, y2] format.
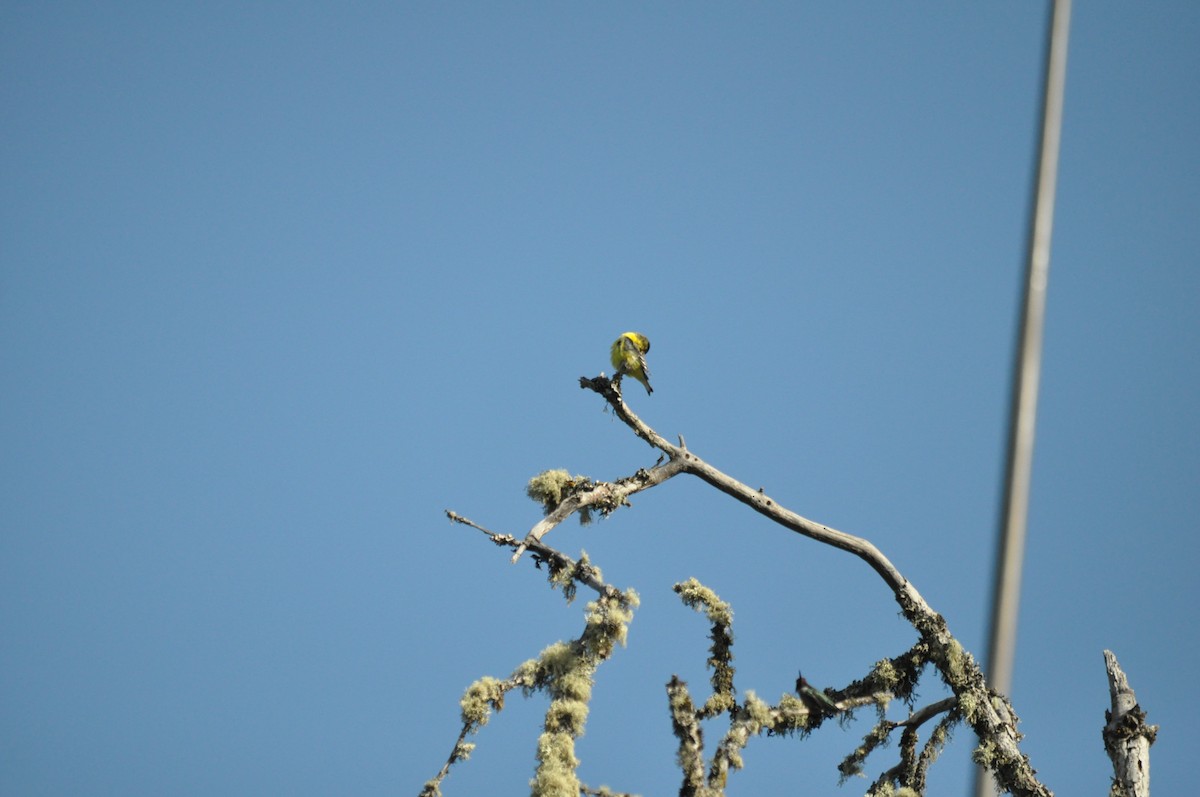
[610, 331, 653, 395]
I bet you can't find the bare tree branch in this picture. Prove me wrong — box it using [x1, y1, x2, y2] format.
[1102, 650, 1157, 797]
[432, 376, 1072, 796]
[554, 376, 1055, 797]
[898, 697, 958, 729]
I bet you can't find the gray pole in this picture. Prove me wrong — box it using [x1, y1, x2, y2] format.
[973, 1, 1070, 796]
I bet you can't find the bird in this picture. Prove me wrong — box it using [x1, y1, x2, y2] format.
[795, 672, 840, 717]
[610, 331, 653, 395]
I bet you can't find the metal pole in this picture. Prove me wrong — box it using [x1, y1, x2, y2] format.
[973, 1, 1070, 795]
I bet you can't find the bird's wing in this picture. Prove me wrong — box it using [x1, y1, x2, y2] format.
[638, 348, 651, 379]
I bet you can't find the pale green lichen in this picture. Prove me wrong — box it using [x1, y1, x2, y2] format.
[580, 594, 637, 659]
[930, 721, 950, 748]
[771, 693, 813, 735]
[839, 719, 893, 782]
[554, 668, 593, 704]
[672, 578, 736, 719]
[548, 551, 607, 605]
[673, 577, 733, 626]
[526, 586, 638, 797]
[545, 698, 590, 735]
[526, 469, 575, 513]
[450, 740, 475, 763]
[668, 678, 696, 714]
[742, 691, 773, 726]
[873, 657, 900, 690]
[525, 469, 593, 522]
[438, 557, 639, 797]
[459, 676, 504, 730]
[945, 638, 968, 684]
[972, 738, 998, 767]
[513, 658, 540, 693]
[531, 731, 581, 797]
[958, 691, 979, 723]
[702, 692, 736, 716]
[548, 561, 576, 595]
[576, 551, 602, 584]
[535, 642, 577, 683]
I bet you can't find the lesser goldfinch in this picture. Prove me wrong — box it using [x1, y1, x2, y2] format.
[610, 331, 653, 395]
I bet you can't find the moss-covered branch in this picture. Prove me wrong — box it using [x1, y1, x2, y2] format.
[672, 578, 736, 717]
[422, 516, 639, 797]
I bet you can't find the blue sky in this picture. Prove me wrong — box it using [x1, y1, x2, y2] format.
[2, 3, 1196, 795]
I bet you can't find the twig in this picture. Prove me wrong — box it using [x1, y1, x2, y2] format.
[447, 510, 621, 601]
[897, 697, 958, 729]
